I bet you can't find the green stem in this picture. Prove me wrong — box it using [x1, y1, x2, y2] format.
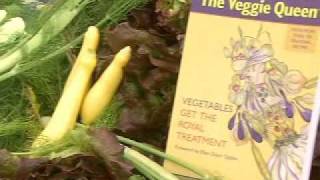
[0, 0, 149, 82]
[0, 0, 91, 74]
[129, 161, 158, 180]
[0, 34, 32, 60]
[124, 147, 179, 180]
[117, 136, 216, 180]
[124, 149, 159, 180]
[250, 141, 271, 180]
[11, 151, 34, 156]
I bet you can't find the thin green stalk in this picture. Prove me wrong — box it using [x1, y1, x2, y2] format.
[11, 151, 34, 156]
[0, 35, 82, 81]
[124, 150, 158, 180]
[13, 125, 91, 157]
[124, 147, 179, 180]
[0, 34, 32, 58]
[250, 140, 271, 180]
[0, 0, 92, 74]
[117, 136, 216, 180]
[130, 162, 157, 180]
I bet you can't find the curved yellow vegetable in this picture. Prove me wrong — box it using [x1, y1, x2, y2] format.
[32, 26, 100, 147]
[81, 46, 132, 125]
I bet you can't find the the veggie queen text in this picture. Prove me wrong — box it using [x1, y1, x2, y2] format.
[201, 0, 320, 19]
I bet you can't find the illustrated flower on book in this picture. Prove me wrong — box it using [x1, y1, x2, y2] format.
[228, 108, 263, 143]
[224, 27, 315, 142]
[223, 26, 317, 180]
[268, 126, 308, 180]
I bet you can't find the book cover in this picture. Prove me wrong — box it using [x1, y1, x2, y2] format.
[165, 0, 320, 180]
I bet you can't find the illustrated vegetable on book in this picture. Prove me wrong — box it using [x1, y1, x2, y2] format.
[224, 26, 318, 180]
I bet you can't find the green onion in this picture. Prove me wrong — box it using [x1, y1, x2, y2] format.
[124, 147, 179, 180]
[118, 136, 220, 180]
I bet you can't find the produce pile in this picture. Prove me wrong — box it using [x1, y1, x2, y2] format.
[0, 0, 318, 179]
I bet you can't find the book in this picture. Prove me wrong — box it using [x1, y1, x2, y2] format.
[164, 1, 320, 180]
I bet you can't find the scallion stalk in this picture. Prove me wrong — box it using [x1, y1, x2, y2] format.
[124, 147, 179, 180]
[118, 136, 218, 180]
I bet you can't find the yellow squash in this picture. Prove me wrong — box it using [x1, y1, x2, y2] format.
[81, 46, 132, 125]
[32, 26, 100, 147]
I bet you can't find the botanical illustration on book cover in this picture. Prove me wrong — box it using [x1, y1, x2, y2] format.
[224, 27, 318, 180]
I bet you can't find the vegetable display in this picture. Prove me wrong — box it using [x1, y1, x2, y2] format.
[0, 0, 318, 180]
